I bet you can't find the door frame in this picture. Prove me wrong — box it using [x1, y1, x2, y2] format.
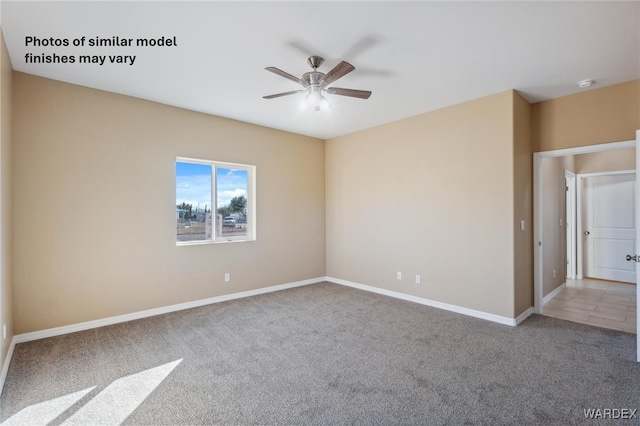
[576, 170, 636, 282]
[533, 139, 635, 315]
[636, 130, 639, 363]
[565, 170, 576, 279]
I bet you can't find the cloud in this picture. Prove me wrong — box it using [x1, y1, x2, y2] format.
[218, 188, 247, 207]
[176, 174, 211, 210]
[176, 167, 249, 211]
[216, 168, 248, 208]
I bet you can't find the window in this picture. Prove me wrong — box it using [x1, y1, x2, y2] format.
[176, 158, 255, 244]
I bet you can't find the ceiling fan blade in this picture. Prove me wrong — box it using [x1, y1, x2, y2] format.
[263, 89, 306, 99]
[326, 87, 372, 99]
[265, 67, 308, 87]
[320, 61, 355, 85]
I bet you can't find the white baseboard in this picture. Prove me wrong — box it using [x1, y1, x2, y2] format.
[1, 276, 324, 395]
[2, 275, 537, 393]
[515, 307, 535, 325]
[0, 337, 17, 397]
[543, 282, 566, 305]
[327, 276, 528, 327]
[12, 277, 325, 345]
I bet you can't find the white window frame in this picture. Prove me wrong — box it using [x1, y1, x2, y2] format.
[176, 157, 256, 245]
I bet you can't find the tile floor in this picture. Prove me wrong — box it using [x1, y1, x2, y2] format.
[543, 278, 637, 334]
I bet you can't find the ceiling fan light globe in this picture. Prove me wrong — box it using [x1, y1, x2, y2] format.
[318, 96, 331, 111]
[309, 86, 322, 101]
[299, 89, 312, 110]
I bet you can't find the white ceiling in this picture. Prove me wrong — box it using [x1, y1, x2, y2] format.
[2, 1, 639, 140]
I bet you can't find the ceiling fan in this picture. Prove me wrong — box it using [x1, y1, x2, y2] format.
[263, 56, 372, 111]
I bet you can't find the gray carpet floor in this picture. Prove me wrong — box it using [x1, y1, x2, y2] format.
[1, 282, 638, 425]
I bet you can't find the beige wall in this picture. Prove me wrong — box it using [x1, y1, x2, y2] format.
[326, 91, 519, 318]
[12, 73, 326, 334]
[512, 92, 532, 316]
[575, 148, 635, 174]
[541, 155, 575, 297]
[8, 69, 638, 335]
[0, 30, 13, 374]
[533, 80, 640, 152]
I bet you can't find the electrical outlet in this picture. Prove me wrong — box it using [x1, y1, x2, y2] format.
[3, 323, 6, 340]
[224, 273, 230, 282]
[553, 270, 556, 278]
[397, 271, 402, 280]
[415, 275, 421, 284]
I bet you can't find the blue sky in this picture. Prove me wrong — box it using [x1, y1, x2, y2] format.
[176, 162, 247, 211]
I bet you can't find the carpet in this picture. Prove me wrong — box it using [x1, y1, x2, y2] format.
[1, 282, 638, 425]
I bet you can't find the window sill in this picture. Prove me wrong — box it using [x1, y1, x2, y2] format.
[176, 238, 255, 247]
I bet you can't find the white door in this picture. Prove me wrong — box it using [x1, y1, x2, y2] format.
[583, 173, 636, 283]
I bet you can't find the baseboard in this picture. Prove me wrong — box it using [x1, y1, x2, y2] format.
[12, 277, 325, 345]
[327, 277, 524, 327]
[0, 337, 17, 397]
[3, 277, 324, 394]
[3, 275, 533, 394]
[515, 307, 535, 325]
[543, 282, 566, 305]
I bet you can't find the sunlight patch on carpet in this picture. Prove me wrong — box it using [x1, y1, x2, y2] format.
[62, 359, 183, 425]
[2, 359, 182, 426]
[1, 387, 96, 426]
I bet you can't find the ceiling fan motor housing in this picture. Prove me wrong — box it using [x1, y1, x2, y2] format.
[307, 55, 324, 69]
[302, 71, 325, 87]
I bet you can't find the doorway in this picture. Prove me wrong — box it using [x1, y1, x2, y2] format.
[534, 139, 636, 314]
